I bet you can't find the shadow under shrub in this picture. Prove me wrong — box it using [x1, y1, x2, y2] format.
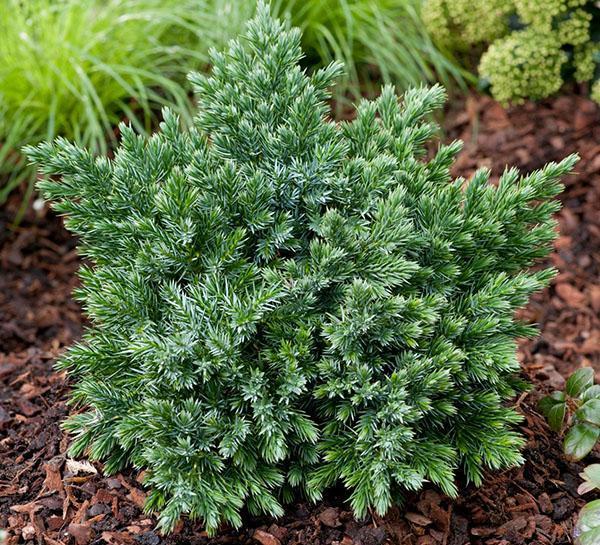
[26, 4, 577, 535]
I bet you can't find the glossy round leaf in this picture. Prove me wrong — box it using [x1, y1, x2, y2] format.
[575, 500, 600, 545]
[564, 424, 600, 461]
[577, 400, 600, 426]
[547, 402, 567, 432]
[567, 368, 595, 398]
[582, 385, 600, 402]
[539, 391, 566, 416]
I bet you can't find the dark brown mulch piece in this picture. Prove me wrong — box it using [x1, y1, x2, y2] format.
[1, 92, 599, 544]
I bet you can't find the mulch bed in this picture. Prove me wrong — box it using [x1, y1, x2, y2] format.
[1, 92, 599, 545]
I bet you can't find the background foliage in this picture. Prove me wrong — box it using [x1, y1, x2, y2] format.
[271, 0, 468, 102]
[0, 0, 223, 212]
[0, 0, 467, 216]
[423, 0, 600, 105]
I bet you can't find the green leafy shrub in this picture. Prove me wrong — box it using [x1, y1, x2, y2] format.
[422, 0, 600, 104]
[26, 6, 577, 535]
[540, 369, 600, 545]
[540, 368, 600, 460]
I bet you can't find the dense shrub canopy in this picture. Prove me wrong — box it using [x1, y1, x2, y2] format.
[423, 0, 600, 104]
[27, 5, 576, 534]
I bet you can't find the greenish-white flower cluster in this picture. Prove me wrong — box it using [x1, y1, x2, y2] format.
[422, 0, 513, 50]
[423, 0, 600, 104]
[479, 31, 567, 103]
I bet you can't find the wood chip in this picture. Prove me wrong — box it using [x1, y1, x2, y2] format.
[253, 529, 282, 545]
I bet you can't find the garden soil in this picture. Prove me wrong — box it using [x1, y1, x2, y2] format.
[1, 92, 599, 545]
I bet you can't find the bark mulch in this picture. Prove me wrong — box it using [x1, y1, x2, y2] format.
[1, 92, 599, 545]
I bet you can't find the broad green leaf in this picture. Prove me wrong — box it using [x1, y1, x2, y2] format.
[577, 400, 600, 426]
[582, 385, 600, 402]
[539, 391, 566, 416]
[564, 424, 600, 461]
[575, 500, 600, 545]
[578, 465, 600, 495]
[567, 368, 595, 398]
[547, 402, 567, 432]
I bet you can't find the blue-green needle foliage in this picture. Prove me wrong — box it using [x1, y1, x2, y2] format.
[26, 6, 577, 535]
